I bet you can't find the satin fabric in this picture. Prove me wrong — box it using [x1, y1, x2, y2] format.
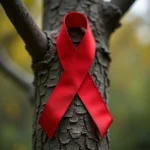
[39, 12, 113, 139]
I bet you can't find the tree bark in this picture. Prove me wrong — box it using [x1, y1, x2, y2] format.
[32, 0, 121, 149]
[0, 0, 47, 62]
[110, 0, 136, 15]
[0, 0, 136, 149]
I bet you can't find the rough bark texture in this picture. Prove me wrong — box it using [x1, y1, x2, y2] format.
[32, 0, 121, 150]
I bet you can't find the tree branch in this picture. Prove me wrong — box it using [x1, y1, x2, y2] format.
[0, 47, 34, 104]
[109, 0, 136, 16]
[0, 0, 47, 62]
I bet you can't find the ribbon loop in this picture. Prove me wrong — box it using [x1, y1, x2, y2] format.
[39, 12, 113, 139]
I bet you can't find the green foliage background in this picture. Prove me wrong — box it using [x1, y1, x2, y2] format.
[0, 0, 149, 149]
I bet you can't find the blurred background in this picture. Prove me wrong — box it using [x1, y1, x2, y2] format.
[0, 0, 149, 149]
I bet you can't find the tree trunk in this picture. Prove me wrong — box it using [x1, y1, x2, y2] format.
[32, 0, 121, 149]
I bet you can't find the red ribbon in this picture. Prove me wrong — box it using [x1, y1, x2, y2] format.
[39, 12, 113, 139]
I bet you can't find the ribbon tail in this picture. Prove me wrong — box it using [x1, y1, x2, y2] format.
[39, 108, 56, 139]
[39, 71, 77, 139]
[78, 73, 113, 138]
[39, 70, 88, 139]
